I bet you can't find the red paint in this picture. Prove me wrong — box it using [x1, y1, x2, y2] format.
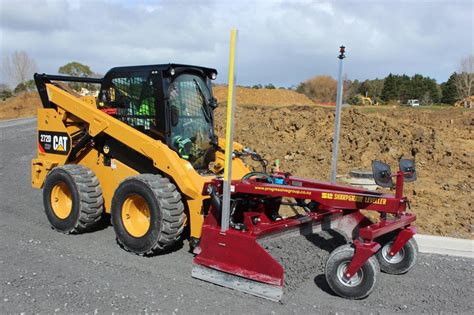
[38, 142, 45, 153]
[395, 171, 404, 199]
[358, 214, 416, 240]
[100, 108, 118, 115]
[389, 226, 416, 256]
[345, 240, 381, 278]
[195, 170, 416, 289]
[194, 222, 284, 286]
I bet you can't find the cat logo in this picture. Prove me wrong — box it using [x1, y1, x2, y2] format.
[38, 131, 70, 155]
[53, 135, 68, 152]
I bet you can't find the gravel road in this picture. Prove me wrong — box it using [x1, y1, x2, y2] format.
[1, 118, 473, 314]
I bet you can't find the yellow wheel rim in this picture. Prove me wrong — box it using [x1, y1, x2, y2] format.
[50, 182, 73, 219]
[121, 194, 151, 238]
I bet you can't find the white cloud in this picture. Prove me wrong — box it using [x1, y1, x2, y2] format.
[0, 0, 472, 86]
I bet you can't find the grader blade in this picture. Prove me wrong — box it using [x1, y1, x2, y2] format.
[192, 265, 283, 301]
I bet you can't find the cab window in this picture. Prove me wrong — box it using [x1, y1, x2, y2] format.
[101, 73, 159, 137]
[168, 73, 215, 169]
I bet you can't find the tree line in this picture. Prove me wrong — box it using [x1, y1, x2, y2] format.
[296, 55, 473, 106]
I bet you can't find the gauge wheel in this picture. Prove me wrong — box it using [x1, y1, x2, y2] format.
[376, 237, 418, 275]
[325, 244, 380, 299]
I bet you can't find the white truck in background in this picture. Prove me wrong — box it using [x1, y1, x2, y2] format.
[407, 99, 420, 107]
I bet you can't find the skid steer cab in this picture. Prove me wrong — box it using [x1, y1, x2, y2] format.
[32, 63, 418, 301]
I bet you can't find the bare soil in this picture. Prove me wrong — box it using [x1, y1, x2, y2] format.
[0, 92, 40, 120]
[213, 85, 316, 107]
[214, 104, 474, 239]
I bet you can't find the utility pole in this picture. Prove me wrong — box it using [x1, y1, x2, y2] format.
[330, 45, 346, 184]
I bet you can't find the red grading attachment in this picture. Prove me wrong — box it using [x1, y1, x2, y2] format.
[192, 169, 417, 301]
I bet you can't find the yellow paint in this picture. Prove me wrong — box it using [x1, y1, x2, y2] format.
[121, 194, 151, 237]
[321, 192, 334, 199]
[80, 96, 97, 106]
[31, 109, 70, 188]
[321, 192, 387, 205]
[186, 197, 205, 238]
[32, 159, 58, 188]
[32, 71, 252, 239]
[77, 149, 139, 212]
[50, 182, 72, 219]
[214, 137, 250, 179]
[223, 29, 238, 182]
[45, 84, 207, 199]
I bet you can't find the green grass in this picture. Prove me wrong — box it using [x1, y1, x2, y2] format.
[354, 104, 456, 113]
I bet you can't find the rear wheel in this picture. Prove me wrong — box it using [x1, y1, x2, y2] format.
[43, 164, 104, 233]
[325, 244, 380, 299]
[111, 174, 185, 255]
[376, 238, 418, 275]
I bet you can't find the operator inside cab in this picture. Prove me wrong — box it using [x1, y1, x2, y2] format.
[168, 73, 217, 170]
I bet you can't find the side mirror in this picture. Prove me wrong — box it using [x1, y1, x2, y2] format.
[372, 160, 393, 188]
[399, 159, 417, 182]
[171, 106, 179, 126]
[209, 97, 218, 110]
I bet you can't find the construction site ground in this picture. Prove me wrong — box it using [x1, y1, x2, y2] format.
[1, 89, 473, 238]
[213, 88, 474, 239]
[1, 118, 473, 313]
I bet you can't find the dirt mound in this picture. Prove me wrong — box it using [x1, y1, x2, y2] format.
[0, 92, 41, 120]
[213, 85, 315, 106]
[214, 105, 474, 239]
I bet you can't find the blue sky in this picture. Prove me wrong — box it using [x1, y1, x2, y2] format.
[0, 0, 472, 87]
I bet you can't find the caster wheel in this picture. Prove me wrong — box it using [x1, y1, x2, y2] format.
[325, 244, 380, 299]
[376, 237, 418, 275]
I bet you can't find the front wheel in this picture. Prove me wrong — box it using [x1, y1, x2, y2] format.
[325, 244, 380, 300]
[111, 174, 185, 256]
[376, 238, 418, 275]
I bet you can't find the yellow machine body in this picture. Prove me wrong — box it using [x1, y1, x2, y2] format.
[32, 83, 250, 238]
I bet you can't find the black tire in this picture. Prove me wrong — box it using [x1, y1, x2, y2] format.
[325, 244, 380, 299]
[111, 174, 185, 255]
[43, 164, 104, 234]
[375, 237, 418, 275]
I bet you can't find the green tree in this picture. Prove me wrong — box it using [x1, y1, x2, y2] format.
[0, 83, 13, 100]
[295, 83, 305, 94]
[397, 75, 411, 103]
[264, 83, 276, 89]
[441, 73, 459, 104]
[381, 74, 398, 101]
[58, 61, 93, 77]
[344, 78, 360, 101]
[381, 73, 440, 104]
[409, 74, 425, 100]
[423, 77, 440, 103]
[58, 62, 94, 92]
[13, 79, 35, 94]
[358, 78, 384, 99]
